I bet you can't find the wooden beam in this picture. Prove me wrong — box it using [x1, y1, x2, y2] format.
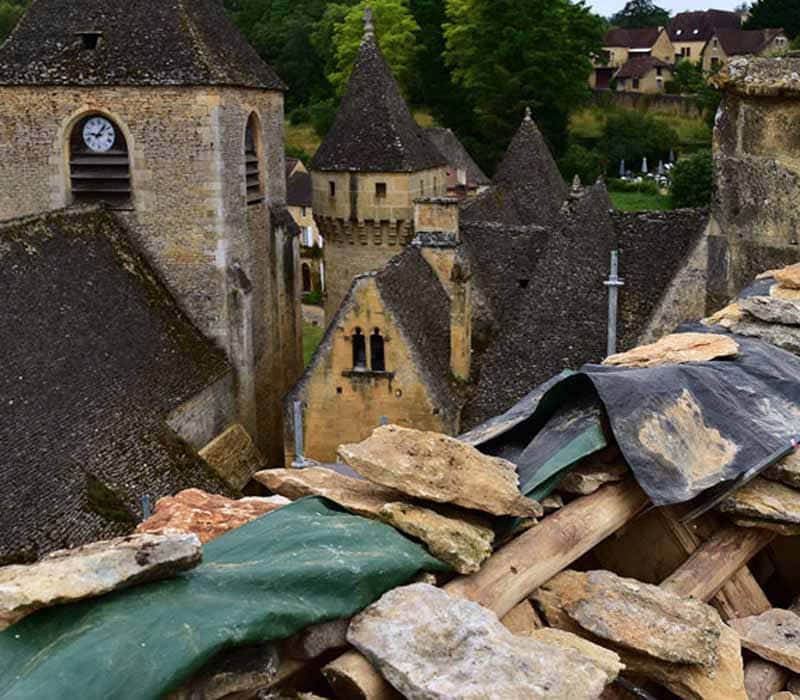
[660, 525, 775, 601]
[324, 479, 649, 699]
[659, 508, 772, 619]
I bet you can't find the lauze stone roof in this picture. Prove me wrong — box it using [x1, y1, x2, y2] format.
[0, 0, 285, 89]
[0, 208, 233, 563]
[604, 28, 663, 49]
[616, 56, 672, 80]
[311, 30, 446, 173]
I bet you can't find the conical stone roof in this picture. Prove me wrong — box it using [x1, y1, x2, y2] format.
[311, 18, 446, 173]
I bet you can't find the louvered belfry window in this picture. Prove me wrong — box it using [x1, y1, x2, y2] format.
[245, 115, 264, 205]
[69, 114, 131, 208]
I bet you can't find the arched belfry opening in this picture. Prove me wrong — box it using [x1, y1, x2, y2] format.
[69, 114, 131, 208]
[352, 327, 367, 369]
[370, 328, 385, 372]
[244, 113, 264, 205]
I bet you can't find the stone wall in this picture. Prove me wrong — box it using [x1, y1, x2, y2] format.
[592, 90, 706, 119]
[709, 55, 800, 312]
[312, 167, 447, 318]
[0, 85, 301, 462]
[284, 275, 452, 464]
[167, 373, 238, 451]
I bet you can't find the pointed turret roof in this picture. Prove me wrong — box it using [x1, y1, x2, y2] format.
[311, 10, 446, 173]
[461, 109, 568, 227]
[0, 0, 285, 89]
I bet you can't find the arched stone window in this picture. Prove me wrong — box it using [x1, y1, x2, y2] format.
[244, 113, 264, 205]
[352, 327, 367, 370]
[301, 263, 312, 293]
[370, 328, 385, 372]
[69, 113, 131, 208]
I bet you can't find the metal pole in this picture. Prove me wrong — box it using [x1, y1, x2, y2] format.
[293, 400, 306, 468]
[604, 250, 624, 357]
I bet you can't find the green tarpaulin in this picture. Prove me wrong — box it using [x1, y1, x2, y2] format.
[0, 498, 450, 700]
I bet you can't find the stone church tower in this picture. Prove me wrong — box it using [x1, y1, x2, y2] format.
[0, 0, 302, 463]
[311, 11, 448, 319]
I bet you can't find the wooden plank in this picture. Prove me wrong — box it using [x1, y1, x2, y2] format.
[659, 508, 772, 619]
[324, 480, 649, 699]
[660, 525, 775, 601]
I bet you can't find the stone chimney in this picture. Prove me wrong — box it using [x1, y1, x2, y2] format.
[414, 197, 472, 381]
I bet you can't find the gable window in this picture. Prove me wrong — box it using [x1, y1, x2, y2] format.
[244, 114, 264, 205]
[370, 329, 385, 372]
[633, 78, 640, 90]
[352, 327, 367, 370]
[656, 67, 663, 77]
[329, 181, 336, 197]
[711, 56, 720, 69]
[375, 182, 387, 199]
[69, 113, 131, 209]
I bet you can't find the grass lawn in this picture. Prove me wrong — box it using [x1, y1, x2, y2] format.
[610, 191, 672, 211]
[303, 321, 325, 366]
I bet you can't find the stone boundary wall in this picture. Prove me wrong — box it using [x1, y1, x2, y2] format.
[592, 90, 706, 119]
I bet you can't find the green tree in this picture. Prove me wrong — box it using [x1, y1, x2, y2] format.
[598, 111, 678, 175]
[558, 143, 601, 185]
[328, 0, 421, 96]
[443, 0, 604, 170]
[746, 0, 800, 38]
[609, 0, 670, 29]
[226, 0, 349, 110]
[670, 150, 713, 208]
[0, 0, 25, 43]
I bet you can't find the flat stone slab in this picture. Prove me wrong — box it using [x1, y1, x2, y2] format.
[732, 517, 800, 536]
[765, 450, 800, 489]
[603, 333, 738, 369]
[731, 610, 800, 674]
[529, 628, 624, 683]
[136, 488, 288, 544]
[772, 264, 800, 290]
[0, 533, 201, 630]
[255, 467, 494, 574]
[730, 321, 800, 355]
[337, 425, 542, 518]
[558, 463, 627, 496]
[348, 583, 612, 700]
[741, 297, 800, 326]
[719, 478, 800, 525]
[536, 570, 723, 668]
[198, 423, 265, 490]
[534, 582, 747, 700]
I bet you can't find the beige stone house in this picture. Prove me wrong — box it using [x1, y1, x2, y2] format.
[615, 56, 674, 93]
[285, 113, 710, 464]
[0, 0, 303, 465]
[286, 158, 324, 297]
[310, 15, 448, 320]
[701, 28, 788, 72]
[591, 27, 673, 89]
[667, 9, 742, 64]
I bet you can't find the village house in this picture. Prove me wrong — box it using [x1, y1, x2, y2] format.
[614, 55, 674, 93]
[0, 0, 301, 561]
[424, 127, 490, 197]
[309, 13, 449, 320]
[286, 157, 325, 298]
[701, 27, 789, 72]
[667, 9, 743, 64]
[285, 107, 710, 464]
[591, 27, 674, 90]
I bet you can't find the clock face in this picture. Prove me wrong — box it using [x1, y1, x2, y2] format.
[82, 117, 116, 153]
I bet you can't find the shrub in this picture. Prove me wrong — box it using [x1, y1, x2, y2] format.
[670, 150, 713, 208]
[286, 145, 311, 163]
[309, 99, 337, 139]
[598, 110, 678, 175]
[288, 106, 311, 125]
[606, 178, 660, 195]
[558, 143, 601, 185]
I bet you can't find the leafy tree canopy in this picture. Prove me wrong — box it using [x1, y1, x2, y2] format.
[671, 150, 713, 208]
[598, 110, 678, 175]
[0, 0, 26, 43]
[444, 0, 604, 170]
[609, 0, 670, 29]
[745, 0, 800, 39]
[328, 0, 421, 97]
